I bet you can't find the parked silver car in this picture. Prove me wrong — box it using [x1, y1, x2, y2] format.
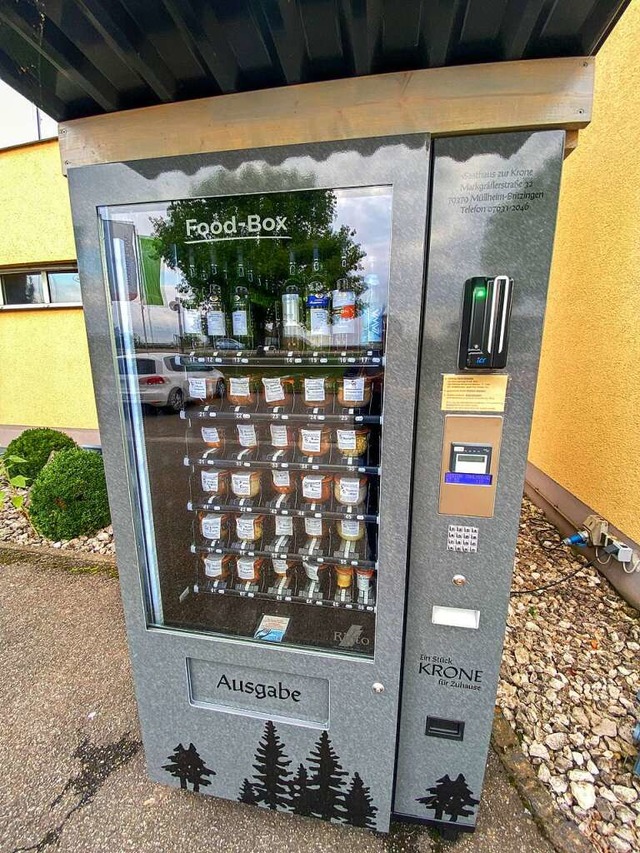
[118, 353, 224, 412]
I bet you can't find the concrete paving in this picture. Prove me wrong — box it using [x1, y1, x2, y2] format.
[1, 550, 554, 853]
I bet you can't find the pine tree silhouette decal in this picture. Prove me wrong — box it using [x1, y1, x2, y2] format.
[249, 721, 292, 810]
[238, 778, 259, 805]
[306, 730, 348, 821]
[343, 772, 378, 828]
[416, 773, 479, 822]
[163, 743, 215, 792]
[289, 763, 314, 816]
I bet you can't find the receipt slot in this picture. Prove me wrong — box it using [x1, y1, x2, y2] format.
[459, 276, 513, 370]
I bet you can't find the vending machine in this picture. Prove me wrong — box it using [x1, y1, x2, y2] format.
[68, 130, 564, 834]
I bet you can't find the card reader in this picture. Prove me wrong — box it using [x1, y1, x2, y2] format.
[459, 275, 513, 370]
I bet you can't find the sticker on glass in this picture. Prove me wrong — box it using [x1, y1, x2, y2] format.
[236, 516, 256, 539]
[275, 515, 293, 537]
[204, 557, 224, 578]
[189, 378, 207, 399]
[304, 377, 325, 403]
[270, 424, 289, 447]
[229, 376, 251, 397]
[336, 429, 357, 451]
[304, 516, 323, 537]
[237, 558, 256, 580]
[232, 472, 252, 496]
[206, 310, 226, 337]
[262, 377, 285, 403]
[201, 514, 222, 540]
[342, 377, 365, 402]
[232, 310, 248, 336]
[237, 424, 257, 447]
[201, 470, 219, 492]
[300, 429, 321, 453]
[338, 478, 360, 504]
[272, 470, 291, 488]
[302, 475, 323, 500]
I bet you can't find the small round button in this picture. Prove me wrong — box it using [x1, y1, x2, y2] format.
[453, 575, 467, 586]
[372, 682, 385, 694]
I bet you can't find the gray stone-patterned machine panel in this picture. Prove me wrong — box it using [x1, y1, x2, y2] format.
[66, 135, 431, 833]
[394, 131, 565, 831]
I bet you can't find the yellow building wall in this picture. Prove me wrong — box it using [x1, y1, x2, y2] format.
[0, 140, 77, 265]
[0, 140, 98, 431]
[529, 0, 640, 541]
[0, 308, 98, 430]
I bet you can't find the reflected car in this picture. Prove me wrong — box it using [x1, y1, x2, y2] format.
[117, 353, 224, 411]
[212, 337, 245, 350]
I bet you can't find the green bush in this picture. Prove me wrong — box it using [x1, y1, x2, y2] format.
[5, 428, 77, 481]
[29, 448, 111, 540]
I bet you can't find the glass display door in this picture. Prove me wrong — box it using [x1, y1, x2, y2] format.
[72, 136, 429, 831]
[102, 186, 391, 655]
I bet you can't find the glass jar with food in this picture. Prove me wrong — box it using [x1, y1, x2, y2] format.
[227, 375, 257, 407]
[300, 473, 332, 504]
[230, 469, 262, 499]
[202, 553, 233, 580]
[302, 375, 333, 408]
[199, 512, 229, 542]
[335, 427, 369, 459]
[200, 468, 229, 496]
[261, 376, 294, 409]
[271, 469, 296, 496]
[236, 556, 263, 584]
[337, 374, 373, 408]
[335, 565, 354, 589]
[334, 474, 368, 506]
[235, 514, 265, 542]
[298, 425, 331, 457]
[336, 518, 365, 542]
[273, 514, 295, 543]
[355, 567, 375, 594]
[200, 425, 225, 452]
[302, 560, 322, 582]
[271, 557, 295, 578]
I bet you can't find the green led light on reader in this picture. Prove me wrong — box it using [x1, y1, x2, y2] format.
[474, 286, 487, 300]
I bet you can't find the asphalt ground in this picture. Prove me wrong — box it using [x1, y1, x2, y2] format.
[0, 549, 555, 853]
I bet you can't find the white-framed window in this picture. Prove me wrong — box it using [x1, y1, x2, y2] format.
[0, 267, 81, 308]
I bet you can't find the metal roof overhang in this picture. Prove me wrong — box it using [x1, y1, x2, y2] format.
[0, 0, 630, 123]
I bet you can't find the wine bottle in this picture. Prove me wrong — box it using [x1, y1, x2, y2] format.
[306, 245, 331, 349]
[204, 248, 227, 341]
[281, 251, 305, 350]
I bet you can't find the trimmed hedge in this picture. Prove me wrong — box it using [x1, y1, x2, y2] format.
[29, 448, 111, 540]
[5, 428, 77, 482]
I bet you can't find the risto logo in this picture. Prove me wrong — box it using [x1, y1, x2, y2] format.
[186, 215, 288, 239]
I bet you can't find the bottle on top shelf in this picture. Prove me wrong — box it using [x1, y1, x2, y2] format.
[359, 256, 385, 349]
[231, 251, 253, 348]
[306, 245, 332, 350]
[281, 252, 305, 350]
[179, 246, 204, 337]
[204, 247, 227, 342]
[331, 272, 358, 349]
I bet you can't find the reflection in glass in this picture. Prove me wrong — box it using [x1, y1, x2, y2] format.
[48, 271, 82, 303]
[2, 273, 44, 305]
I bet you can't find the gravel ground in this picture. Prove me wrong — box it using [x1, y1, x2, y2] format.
[0, 488, 115, 556]
[498, 498, 640, 853]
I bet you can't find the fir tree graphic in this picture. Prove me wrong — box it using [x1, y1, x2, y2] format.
[343, 772, 378, 828]
[249, 721, 292, 810]
[306, 730, 348, 821]
[238, 778, 259, 805]
[162, 743, 215, 792]
[416, 773, 479, 822]
[289, 763, 314, 816]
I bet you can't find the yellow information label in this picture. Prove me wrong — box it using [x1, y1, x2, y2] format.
[441, 374, 508, 412]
